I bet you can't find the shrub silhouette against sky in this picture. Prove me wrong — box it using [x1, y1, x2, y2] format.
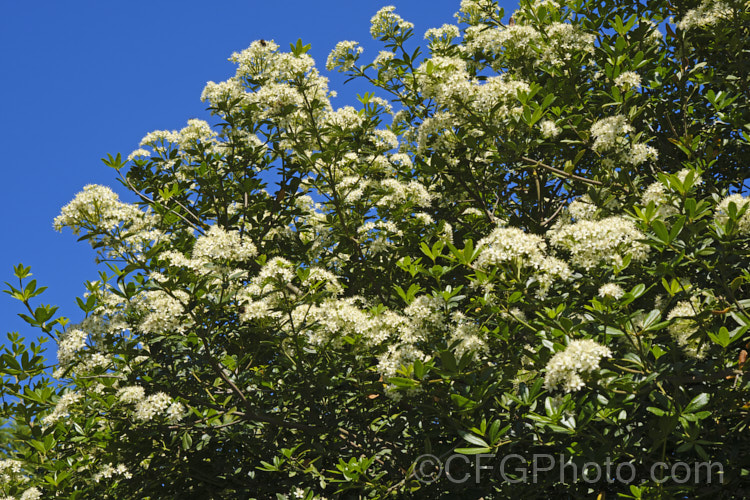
[2, 0, 750, 498]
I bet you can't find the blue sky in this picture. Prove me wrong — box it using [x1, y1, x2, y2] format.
[0, 1, 517, 347]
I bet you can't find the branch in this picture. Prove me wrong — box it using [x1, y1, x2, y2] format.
[120, 173, 207, 233]
[520, 156, 603, 186]
[194, 324, 316, 431]
[541, 202, 567, 227]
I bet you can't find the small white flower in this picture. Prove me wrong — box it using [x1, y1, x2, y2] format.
[424, 24, 460, 41]
[326, 40, 363, 71]
[539, 119, 560, 138]
[667, 299, 706, 358]
[598, 283, 625, 300]
[134, 392, 173, 422]
[678, 1, 733, 30]
[548, 216, 649, 270]
[614, 71, 641, 90]
[544, 339, 611, 392]
[20, 487, 42, 500]
[715, 194, 750, 234]
[590, 115, 633, 153]
[370, 6, 414, 39]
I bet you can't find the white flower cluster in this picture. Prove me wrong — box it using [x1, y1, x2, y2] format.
[472, 76, 529, 119]
[75, 353, 111, 375]
[614, 71, 641, 90]
[539, 119, 560, 138]
[0, 460, 23, 485]
[640, 168, 703, 219]
[590, 115, 632, 152]
[239, 258, 344, 323]
[449, 312, 486, 360]
[213, 40, 332, 122]
[138, 119, 217, 154]
[641, 181, 672, 214]
[529, 0, 564, 10]
[476, 226, 571, 296]
[138, 129, 180, 150]
[463, 19, 595, 68]
[297, 296, 382, 346]
[19, 488, 42, 500]
[418, 56, 472, 105]
[372, 129, 399, 150]
[418, 56, 532, 124]
[301, 267, 344, 295]
[417, 111, 457, 152]
[567, 195, 597, 221]
[628, 143, 659, 166]
[283, 291, 487, 397]
[117, 385, 146, 404]
[357, 220, 403, 254]
[544, 339, 611, 393]
[377, 179, 432, 208]
[134, 392, 184, 423]
[373, 50, 396, 79]
[161, 228, 256, 287]
[137, 290, 190, 335]
[715, 194, 750, 234]
[676, 168, 703, 187]
[287, 297, 426, 382]
[549, 216, 649, 270]
[192, 225, 257, 262]
[179, 119, 216, 148]
[0, 487, 43, 500]
[93, 463, 132, 483]
[56, 327, 87, 368]
[231, 40, 314, 83]
[323, 106, 364, 130]
[424, 23, 461, 42]
[54, 185, 159, 241]
[326, 40, 363, 71]
[370, 6, 414, 39]
[404, 295, 446, 330]
[42, 391, 82, 426]
[126, 148, 151, 162]
[590, 115, 657, 166]
[642, 19, 664, 44]
[201, 78, 245, 107]
[455, 0, 497, 24]
[544, 22, 596, 66]
[373, 51, 395, 67]
[464, 24, 539, 64]
[678, 1, 733, 30]
[667, 299, 706, 358]
[340, 175, 369, 204]
[246, 82, 307, 118]
[377, 345, 429, 392]
[598, 283, 625, 300]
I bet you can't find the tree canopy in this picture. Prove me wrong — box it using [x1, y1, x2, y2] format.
[2, 0, 750, 498]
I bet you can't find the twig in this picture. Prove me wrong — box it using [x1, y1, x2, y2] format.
[120, 173, 207, 233]
[520, 156, 603, 186]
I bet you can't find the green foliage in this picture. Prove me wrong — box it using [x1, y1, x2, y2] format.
[3, 0, 750, 498]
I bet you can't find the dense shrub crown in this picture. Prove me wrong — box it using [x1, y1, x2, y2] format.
[2, 0, 750, 498]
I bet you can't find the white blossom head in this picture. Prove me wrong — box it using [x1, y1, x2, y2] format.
[544, 339, 611, 393]
[667, 298, 706, 358]
[598, 283, 625, 300]
[715, 194, 750, 235]
[326, 40, 363, 71]
[370, 6, 414, 39]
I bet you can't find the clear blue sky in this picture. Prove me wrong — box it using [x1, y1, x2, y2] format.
[0, 1, 517, 347]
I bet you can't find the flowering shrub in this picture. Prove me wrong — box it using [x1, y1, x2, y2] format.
[2, 0, 750, 498]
